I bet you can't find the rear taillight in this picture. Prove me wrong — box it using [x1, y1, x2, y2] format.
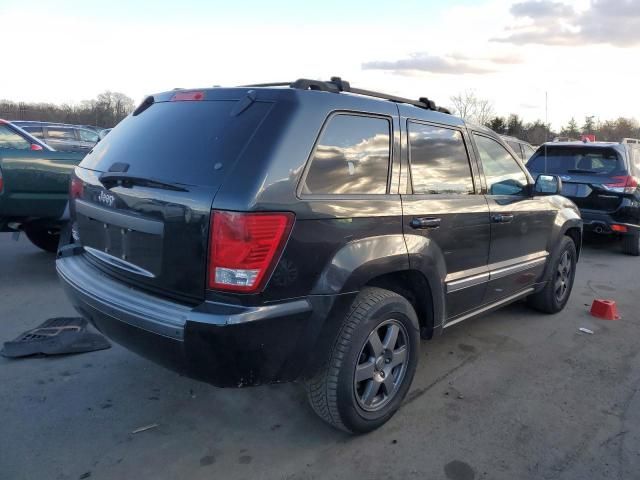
[604, 175, 639, 193]
[70, 175, 83, 199]
[208, 211, 294, 293]
[30, 144, 43, 151]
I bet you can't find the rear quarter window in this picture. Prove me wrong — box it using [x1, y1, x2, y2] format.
[301, 114, 391, 195]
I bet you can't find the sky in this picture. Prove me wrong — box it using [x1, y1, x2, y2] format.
[1, 0, 639, 129]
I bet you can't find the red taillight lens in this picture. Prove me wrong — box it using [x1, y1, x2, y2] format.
[70, 176, 83, 199]
[611, 224, 628, 233]
[604, 175, 639, 193]
[170, 91, 205, 101]
[30, 144, 43, 151]
[208, 211, 294, 292]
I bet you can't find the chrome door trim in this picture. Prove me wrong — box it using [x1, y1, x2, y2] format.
[447, 272, 490, 293]
[489, 256, 547, 281]
[445, 251, 548, 293]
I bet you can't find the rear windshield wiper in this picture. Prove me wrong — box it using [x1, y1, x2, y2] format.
[567, 168, 598, 174]
[99, 173, 189, 192]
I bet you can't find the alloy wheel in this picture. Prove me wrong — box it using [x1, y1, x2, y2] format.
[353, 319, 410, 412]
[554, 251, 572, 302]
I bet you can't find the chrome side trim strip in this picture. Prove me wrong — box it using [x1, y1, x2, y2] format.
[444, 288, 535, 329]
[489, 257, 547, 281]
[447, 272, 490, 293]
[445, 251, 548, 293]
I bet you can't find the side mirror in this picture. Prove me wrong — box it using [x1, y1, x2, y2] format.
[534, 174, 562, 195]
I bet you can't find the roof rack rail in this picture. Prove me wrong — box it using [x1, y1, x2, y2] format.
[622, 138, 640, 145]
[240, 77, 451, 114]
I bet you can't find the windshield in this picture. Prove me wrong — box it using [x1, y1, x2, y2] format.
[527, 146, 625, 176]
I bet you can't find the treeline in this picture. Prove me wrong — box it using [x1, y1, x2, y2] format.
[485, 115, 640, 145]
[0, 91, 135, 128]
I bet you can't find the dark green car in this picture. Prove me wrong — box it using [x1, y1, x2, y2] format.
[0, 120, 85, 251]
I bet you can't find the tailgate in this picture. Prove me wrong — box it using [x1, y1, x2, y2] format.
[71, 94, 273, 302]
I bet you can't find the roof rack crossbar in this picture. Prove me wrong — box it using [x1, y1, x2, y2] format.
[237, 77, 450, 114]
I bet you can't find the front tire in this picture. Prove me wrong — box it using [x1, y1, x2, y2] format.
[622, 232, 640, 256]
[305, 287, 420, 434]
[527, 236, 577, 313]
[25, 227, 60, 253]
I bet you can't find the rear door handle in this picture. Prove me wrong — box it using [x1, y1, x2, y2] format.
[492, 214, 514, 223]
[410, 217, 441, 229]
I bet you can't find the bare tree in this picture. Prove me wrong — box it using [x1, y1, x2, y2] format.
[450, 90, 495, 125]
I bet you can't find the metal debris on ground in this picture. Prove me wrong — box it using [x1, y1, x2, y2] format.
[1, 317, 110, 358]
[579, 327, 595, 335]
[131, 424, 159, 434]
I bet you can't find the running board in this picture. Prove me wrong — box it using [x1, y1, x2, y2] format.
[444, 288, 535, 329]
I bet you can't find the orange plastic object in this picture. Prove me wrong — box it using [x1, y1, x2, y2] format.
[590, 299, 620, 320]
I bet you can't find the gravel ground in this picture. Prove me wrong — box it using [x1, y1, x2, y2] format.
[1, 233, 638, 480]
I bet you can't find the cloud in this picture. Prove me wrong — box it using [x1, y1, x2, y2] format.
[510, 1, 575, 18]
[362, 52, 519, 76]
[495, 0, 640, 47]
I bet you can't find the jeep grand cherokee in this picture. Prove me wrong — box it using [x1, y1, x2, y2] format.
[57, 77, 582, 433]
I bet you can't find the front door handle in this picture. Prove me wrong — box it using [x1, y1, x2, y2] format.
[410, 217, 441, 229]
[492, 213, 514, 223]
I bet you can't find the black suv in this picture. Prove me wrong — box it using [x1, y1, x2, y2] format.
[527, 140, 640, 255]
[57, 78, 582, 433]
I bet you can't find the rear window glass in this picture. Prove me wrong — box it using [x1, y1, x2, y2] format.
[301, 114, 390, 195]
[528, 147, 625, 176]
[80, 100, 272, 186]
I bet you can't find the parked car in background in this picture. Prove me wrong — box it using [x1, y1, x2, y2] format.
[12, 121, 101, 153]
[527, 139, 640, 255]
[501, 135, 537, 162]
[0, 120, 85, 251]
[57, 78, 582, 434]
[98, 128, 112, 139]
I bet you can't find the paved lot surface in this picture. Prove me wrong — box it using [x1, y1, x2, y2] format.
[1, 233, 639, 480]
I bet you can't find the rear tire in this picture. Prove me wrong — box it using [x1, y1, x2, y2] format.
[25, 227, 60, 253]
[527, 236, 577, 314]
[305, 287, 420, 434]
[622, 232, 640, 256]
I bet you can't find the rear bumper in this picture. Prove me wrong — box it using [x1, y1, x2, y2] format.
[57, 252, 351, 387]
[581, 208, 640, 235]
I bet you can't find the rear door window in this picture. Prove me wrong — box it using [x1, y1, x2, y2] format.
[46, 127, 77, 140]
[474, 134, 528, 196]
[408, 122, 474, 194]
[0, 125, 30, 150]
[301, 114, 391, 195]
